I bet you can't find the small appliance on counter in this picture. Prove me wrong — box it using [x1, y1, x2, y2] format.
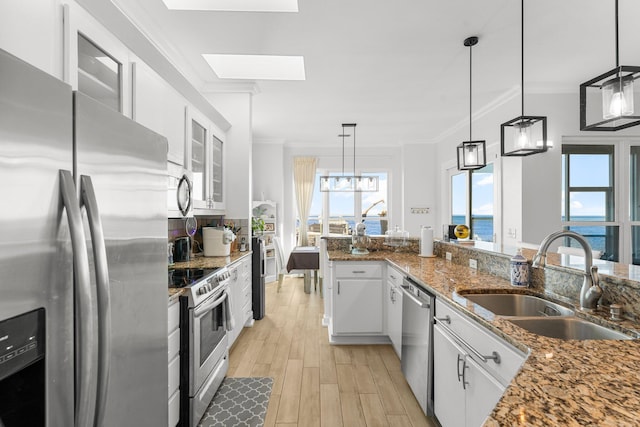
[203, 227, 236, 257]
[351, 220, 370, 255]
[174, 237, 191, 262]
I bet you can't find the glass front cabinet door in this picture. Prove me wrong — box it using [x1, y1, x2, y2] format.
[187, 108, 224, 213]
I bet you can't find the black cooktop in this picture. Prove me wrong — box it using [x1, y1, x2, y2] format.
[168, 267, 220, 288]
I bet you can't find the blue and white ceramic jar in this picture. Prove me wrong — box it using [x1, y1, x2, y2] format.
[510, 248, 529, 287]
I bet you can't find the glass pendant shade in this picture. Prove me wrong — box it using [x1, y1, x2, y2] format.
[501, 116, 547, 156]
[319, 175, 379, 192]
[457, 141, 486, 170]
[579, 1, 640, 131]
[581, 67, 640, 130]
[602, 74, 634, 119]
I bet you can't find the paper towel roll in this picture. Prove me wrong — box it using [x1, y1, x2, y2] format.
[420, 226, 435, 257]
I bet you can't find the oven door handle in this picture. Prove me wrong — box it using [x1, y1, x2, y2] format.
[194, 291, 228, 319]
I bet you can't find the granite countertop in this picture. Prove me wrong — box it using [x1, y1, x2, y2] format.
[327, 250, 640, 426]
[168, 251, 252, 301]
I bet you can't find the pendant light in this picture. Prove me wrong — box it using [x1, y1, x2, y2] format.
[500, 0, 548, 156]
[457, 36, 487, 171]
[319, 123, 379, 192]
[580, 0, 640, 131]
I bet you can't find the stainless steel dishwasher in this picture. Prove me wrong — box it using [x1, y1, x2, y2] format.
[401, 276, 435, 416]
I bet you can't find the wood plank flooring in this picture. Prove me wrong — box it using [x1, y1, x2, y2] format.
[227, 276, 437, 427]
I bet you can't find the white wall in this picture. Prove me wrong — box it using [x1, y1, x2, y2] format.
[401, 143, 438, 236]
[253, 143, 285, 236]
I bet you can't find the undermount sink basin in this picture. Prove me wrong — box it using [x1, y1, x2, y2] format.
[508, 317, 633, 340]
[463, 293, 575, 317]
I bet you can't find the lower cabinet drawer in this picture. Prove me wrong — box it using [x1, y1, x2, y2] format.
[335, 263, 382, 279]
[168, 328, 180, 362]
[168, 389, 180, 427]
[168, 356, 180, 398]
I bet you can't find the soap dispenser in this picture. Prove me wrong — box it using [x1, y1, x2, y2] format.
[510, 248, 529, 287]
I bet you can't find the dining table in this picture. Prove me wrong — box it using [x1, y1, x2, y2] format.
[286, 246, 320, 294]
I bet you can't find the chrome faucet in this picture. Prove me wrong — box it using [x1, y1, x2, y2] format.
[532, 230, 603, 312]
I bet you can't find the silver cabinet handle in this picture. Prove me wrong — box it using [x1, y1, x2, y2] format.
[461, 358, 469, 390]
[352, 270, 366, 274]
[337, 281, 340, 295]
[80, 175, 111, 427]
[456, 353, 464, 383]
[437, 320, 501, 364]
[400, 285, 430, 308]
[436, 315, 451, 324]
[60, 170, 96, 427]
[390, 274, 397, 280]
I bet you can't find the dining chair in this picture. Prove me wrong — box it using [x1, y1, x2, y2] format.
[273, 236, 288, 292]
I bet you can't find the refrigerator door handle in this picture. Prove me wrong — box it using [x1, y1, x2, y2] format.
[80, 175, 112, 427]
[59, 170, 97, 427]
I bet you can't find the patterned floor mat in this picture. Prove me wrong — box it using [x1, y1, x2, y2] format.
[198, 377, 273, 427]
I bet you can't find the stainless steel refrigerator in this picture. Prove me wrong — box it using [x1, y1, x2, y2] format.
[0, 48, 168, 426]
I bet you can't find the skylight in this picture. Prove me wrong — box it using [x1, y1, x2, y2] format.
[161, 0, 298, 12]
[202, 54, 306, 80]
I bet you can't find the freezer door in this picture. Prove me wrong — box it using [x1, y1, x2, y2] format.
[74, 92, 169, 426]
[0, 49, 75, 426]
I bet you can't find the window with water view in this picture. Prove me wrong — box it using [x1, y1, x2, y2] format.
[304, 172, 388, 245]
[451, 164, 494, 241]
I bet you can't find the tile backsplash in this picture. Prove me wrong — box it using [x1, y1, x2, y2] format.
[168, 216, 249, 254]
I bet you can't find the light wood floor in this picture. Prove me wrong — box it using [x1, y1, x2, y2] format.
[228, 276, 437, 427]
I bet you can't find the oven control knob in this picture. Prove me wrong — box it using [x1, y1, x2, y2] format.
[198, 288, 205, 295]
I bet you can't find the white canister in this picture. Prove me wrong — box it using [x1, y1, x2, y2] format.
[203, 227, 230, 257]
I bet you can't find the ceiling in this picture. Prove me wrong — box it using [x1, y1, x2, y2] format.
[110, 0, 640, 147]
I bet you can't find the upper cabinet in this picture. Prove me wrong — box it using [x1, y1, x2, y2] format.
[132, 61, 186, 165]
[77, 33, 121, 112]
[187, 108, 225, 214]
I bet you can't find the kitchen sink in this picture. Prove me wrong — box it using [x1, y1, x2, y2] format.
[508, 317, 633, 340]
[463, 293, 575, 317]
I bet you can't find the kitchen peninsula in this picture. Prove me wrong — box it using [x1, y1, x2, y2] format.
[324, 237, 640, 426]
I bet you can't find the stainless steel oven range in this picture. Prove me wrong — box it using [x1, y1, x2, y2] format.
[170, 267, 231, 427]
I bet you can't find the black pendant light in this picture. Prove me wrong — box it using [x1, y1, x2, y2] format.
[457, 36, 487, 171]
[500, 0, 548, 156]
[580, 0, 640, 131]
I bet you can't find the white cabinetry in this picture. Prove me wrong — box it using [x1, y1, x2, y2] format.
[433, 300, 526, 427]
[188, 109, 225, 214]
[228, 255, 253, 347]
[330, 262, 385, 342]
[386, 266, 404, 358]
[167, 298, 180, 427]
[132, 61, 186, 165]
[252, 201, 277, 283]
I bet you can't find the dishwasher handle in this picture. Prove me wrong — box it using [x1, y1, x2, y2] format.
[401, 278, 432, 308]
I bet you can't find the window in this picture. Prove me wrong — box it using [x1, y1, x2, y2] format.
[305, 171, 388, 244]
[449, 164, 495, 242]
[561, 145, 617, 261]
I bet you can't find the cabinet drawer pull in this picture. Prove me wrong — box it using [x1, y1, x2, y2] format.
[352, 270, 366, 274]
[436, 315, 451, 324]
[437, 321, 501, 364]
[337, 281, 340, 295]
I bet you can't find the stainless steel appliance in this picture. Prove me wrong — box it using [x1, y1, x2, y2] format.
[170, 267, 231, 427]
[401, 276, 435, 416]
[251, 236, 265, 320]
[0, 48, 168, 426]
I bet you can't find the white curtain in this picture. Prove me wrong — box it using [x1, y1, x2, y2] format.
[293, 157, 317, 246]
